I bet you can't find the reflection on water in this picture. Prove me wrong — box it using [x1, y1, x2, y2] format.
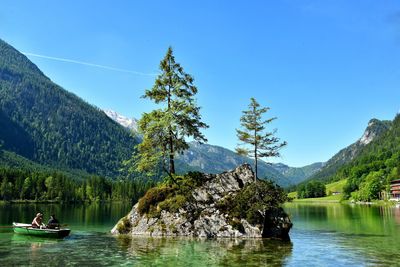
[285, 203, 400, 266]
[1, 233, 293, 267]
[116, 237, 293, 267]
[1, 202, 400, 266]
[0, 203, 293, 266]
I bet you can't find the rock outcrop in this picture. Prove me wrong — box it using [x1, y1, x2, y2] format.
[111, 164, 292, 239]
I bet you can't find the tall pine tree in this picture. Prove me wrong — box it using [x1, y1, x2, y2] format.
[132, 47, 208, 179]
[236, 98, 286, 180]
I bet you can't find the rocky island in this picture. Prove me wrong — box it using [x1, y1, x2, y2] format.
[112, 164, 292, 239]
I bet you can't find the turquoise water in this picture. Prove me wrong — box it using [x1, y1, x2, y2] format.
[1, 202, 400, 266]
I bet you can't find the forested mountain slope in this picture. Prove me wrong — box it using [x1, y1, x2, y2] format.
[335, 115, 400, 199]
[0, 39, 137, 178]
[298, 115, 399, 200]
[308, 119, 392, 183]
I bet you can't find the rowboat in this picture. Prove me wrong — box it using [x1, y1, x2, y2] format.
[13, 223, 70, 238]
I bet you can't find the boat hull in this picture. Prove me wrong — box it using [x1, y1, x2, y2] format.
[13, 223, 70, 238]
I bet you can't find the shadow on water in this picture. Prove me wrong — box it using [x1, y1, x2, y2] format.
[115, 236, 293, 267]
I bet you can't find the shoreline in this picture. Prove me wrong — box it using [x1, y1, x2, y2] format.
[286, 198, 399, 206]
[0, 200, 133, 204]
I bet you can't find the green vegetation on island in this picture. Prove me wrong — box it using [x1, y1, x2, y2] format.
[137, 172, 208, 218]
[136, 170, 289, 229]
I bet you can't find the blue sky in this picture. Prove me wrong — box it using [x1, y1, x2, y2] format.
[1, 0, 400, 167]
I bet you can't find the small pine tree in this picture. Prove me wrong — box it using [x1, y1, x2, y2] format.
[236, 98, 286, 180]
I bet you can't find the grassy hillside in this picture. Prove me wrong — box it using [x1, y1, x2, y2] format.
[288, 179, 347, 202]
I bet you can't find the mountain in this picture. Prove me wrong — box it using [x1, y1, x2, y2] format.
[178, 142, 325, 187]
[308, 118, 392, 183]
[103, 109, 138, 131]
[274, 162, 325, 184]
[176, 141, 291, 186]
[0, 39, 137, 178]
[325, 114, 400, 200]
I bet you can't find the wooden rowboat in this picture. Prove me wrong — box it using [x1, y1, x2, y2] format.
[13, 223, 70, 238]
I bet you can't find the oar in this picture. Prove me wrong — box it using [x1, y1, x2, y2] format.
[0, 224, 69, 229]
[0, 225, 14, 229]
[0, 224, 31, 229]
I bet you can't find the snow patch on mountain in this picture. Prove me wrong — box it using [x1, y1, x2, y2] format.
[104, 109, 138, 131]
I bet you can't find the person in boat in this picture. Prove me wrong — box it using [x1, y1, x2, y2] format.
[47, 214, 60, 229]
[32, 213, 44, 228]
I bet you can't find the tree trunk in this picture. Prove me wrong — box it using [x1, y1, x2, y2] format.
[254, 105, 258, 182]
[169, 134, 175, 175]
[254, 150, 258, 181]
[167, 76, 175, 175]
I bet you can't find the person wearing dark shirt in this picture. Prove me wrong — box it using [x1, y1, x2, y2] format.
[47, 214, 60, 229]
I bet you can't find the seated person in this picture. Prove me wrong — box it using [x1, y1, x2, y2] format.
[47, 214, 60, 229]
[32, 213, 43, 228]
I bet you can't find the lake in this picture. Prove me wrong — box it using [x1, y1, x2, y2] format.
[1, 202, 400, 266]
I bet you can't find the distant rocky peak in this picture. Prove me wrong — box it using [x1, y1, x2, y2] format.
[103, 109, 138, 131]
[359, 118, 391, 145]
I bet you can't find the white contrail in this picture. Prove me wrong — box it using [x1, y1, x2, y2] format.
[21, 52, 157, 77]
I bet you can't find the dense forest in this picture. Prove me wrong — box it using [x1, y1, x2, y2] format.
[296, 180, 326, 199]
[0, 167, 153, 203]
[0, 39, 138, 178]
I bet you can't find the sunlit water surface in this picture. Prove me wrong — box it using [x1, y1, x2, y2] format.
[1, 202, 400, 266]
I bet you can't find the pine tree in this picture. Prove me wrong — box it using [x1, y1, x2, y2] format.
[236, 98, 287, 180]
[132, 47, 208, 179]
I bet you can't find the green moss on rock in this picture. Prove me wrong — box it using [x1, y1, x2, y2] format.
[216, 180, 288, 225]
[137, 186, 174, 215]
[137, 172, 207, 218]
[158, 194, 186, 213]
[116, 216, 132, 234]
